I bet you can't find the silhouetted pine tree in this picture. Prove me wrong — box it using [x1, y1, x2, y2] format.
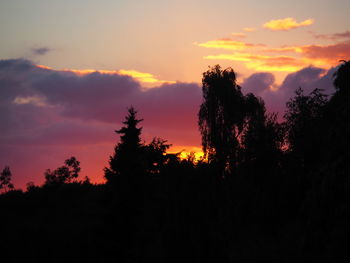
[105, 107, 144, 184]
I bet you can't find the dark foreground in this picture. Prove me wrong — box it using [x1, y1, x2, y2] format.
[1, 165, 349, 263]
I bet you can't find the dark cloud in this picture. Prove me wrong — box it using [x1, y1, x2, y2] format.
[240, 66, 336, 117]
[0, 59, 202, 187]
[311, 30, 350, 40]
[241, 72, 275, 95]
[32, 47, 52, 56]
[279, 66, 335, 98]
[0, 59, 337, 188]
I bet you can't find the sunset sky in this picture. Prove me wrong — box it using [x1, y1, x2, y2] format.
[1, 0, 350, 188]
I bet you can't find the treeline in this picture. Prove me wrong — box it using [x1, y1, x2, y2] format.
[0, 61, 349, 262]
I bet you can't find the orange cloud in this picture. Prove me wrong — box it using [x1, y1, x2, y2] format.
[297, 41, 350, 66]
[263, 17, 314, 31]
[36, 64, 52, 70]
[65, 68, 175, 85]
[262, 46, 303, 53]
[196, 27, 348, 74]
[246, 57, 305, 72]
[204, 53, 305, 72]
[118, 69, 176, 85]
[36, 64, 175, 86]
[195, 39, 259, 50]
[262, 42, 350, 67]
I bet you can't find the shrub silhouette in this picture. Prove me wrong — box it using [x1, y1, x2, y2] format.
[0, 166, 14, 192]
[44, 156, 81, 185]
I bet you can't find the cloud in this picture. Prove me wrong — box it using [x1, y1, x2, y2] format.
[118, 69, 175, 86]
[31, 65, 175, 87]
[195, 39, 263, 50]
[311, 30, 350, 41]
[278, 66, 335, 97]
[264, 41, 350, 66]
[32, 47, 52, 56]
[241, 72, 276, 94]
[13, 95, 48, 107]
[263, 17, 314, 31]
[297, 42, 350, 65]
[240, 66, 336, 117]
[201, 39, 350, 73]
[0, 59, 201, 188]
[204, 53, 305, 72]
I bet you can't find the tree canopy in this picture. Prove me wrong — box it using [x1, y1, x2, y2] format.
[198, 65, 245, 175]
[0, 166, 14, 192]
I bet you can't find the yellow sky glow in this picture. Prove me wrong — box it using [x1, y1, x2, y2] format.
[36, 64, 175, 86]
[196, 39, 254, 50]
[204, 53, 305, 72]
[118, 69, 176, 84]
[168, 146, 204, 161]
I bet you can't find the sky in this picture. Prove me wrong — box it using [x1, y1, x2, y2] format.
[1, 0, 350, 189]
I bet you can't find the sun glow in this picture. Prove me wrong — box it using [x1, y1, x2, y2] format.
[168, 146, 205, 161]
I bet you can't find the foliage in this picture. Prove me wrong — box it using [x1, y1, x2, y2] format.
[44, 156, 81, 185]
[105, 107, 144, 183]
[333, 60, 350, 92]
[240, 97, 284, 168]
[143, 137, 171, 174]
[198, 65, 246, 174]
[283, 87, 328, 167]
[0, 166, 14, 192]
[105, 107, 171, 184]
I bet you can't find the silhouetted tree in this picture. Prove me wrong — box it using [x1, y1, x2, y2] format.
[44, 156, 81, 185]
[322, 60, 350, 176]
[143, 137, 171, 174]
[284, 87, 328, 168]
[241, 95, 283, 169]
[198, 65, 246, 175]
[0, 166, 14, 193]
[105, 107, 144, 183]
[333, 60, 350, 92]
[26, 181, 37, 192]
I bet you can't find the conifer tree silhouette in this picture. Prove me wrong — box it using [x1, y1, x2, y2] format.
[105, 107, 144, 183]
